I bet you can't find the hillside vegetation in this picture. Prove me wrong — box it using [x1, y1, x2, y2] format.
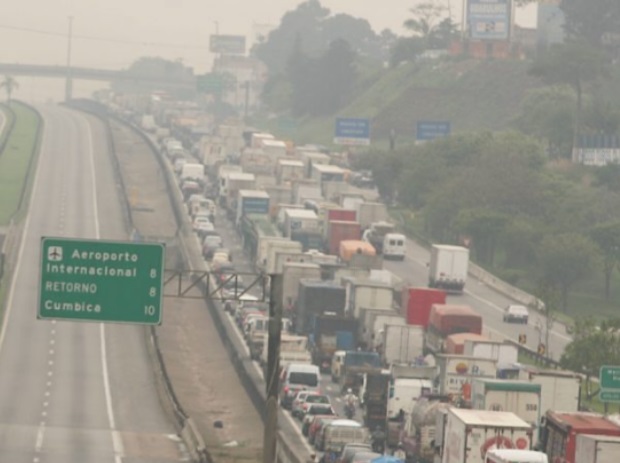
[291, 58, 543, 145]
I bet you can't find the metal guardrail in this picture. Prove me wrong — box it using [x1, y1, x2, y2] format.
[0, 103, 16, 157]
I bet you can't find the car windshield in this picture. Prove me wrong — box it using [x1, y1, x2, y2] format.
[289, 372, 318, 387]
[309, 406, 333, 415]
[306, 395, 329, 404]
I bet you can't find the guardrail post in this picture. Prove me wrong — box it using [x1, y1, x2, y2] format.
[263, 274, 283, 463]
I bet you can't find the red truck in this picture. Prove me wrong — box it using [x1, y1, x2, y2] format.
[327, 208, 357, 222]
[424, 304, 482, 354]
[540, 411, 620, 463]
[400, 287, 446, 327]
[327, 220, 361, 255]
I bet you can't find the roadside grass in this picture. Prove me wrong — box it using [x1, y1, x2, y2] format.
[0, 102, 40, 225]
[0, 103, 15, 150]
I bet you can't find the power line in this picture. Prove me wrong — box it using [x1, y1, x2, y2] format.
[0, 22, 210, 50]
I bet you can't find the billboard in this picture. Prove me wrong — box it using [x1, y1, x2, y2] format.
[416, 121, 451, 141]
[209, 35, 246, 54]
[334, 118, 371, 146]
[468, 0, 512, 41]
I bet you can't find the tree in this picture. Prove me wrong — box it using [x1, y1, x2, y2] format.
[403, 2, 447, 40]
[530, 41, 610, 150]
[0, 75, 19, 105]
[560, 0, 620, 49]
[537, 233, 600, 311]
[453, 208, 508, 266]
[590, 221, 620, 299]
[514, 85, 575, 159]
[561, 318, 620, 395]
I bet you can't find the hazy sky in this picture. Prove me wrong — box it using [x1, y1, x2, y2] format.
[1, 0, 537, 73]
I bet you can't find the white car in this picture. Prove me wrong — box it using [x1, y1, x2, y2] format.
[503, 304, 529, 324]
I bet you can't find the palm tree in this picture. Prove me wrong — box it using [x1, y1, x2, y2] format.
[0, 75, 19, 105]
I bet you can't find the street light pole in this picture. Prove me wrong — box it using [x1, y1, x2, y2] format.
[65, 15, 74, 101]
[263, 274, 283, 463]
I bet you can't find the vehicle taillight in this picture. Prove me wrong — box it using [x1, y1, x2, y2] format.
[283, 386, 289, 394]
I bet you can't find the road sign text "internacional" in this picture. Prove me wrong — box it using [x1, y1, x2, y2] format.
[38, 237, 165, 325]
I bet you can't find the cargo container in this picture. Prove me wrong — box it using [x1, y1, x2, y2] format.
[401, 287, 447, 328]
[463, 339, 519, 365]
[327, 220, 362, 255]
[429, 244, 470, 293]
[311, 314, 358, 371]
[250, 132, 275, 149]
[575, 433, 620, 463]
[264, 240, 303, 275]
[293, 181, 322, 204]
[540, 412, 620, 463]
[356, 202, 388, 229]
[301, 151, 330, 177]
[471, 379, 542, 439]
[295, 279, 346, 334]
[282, 208, 319, 237]
[441, 408, 533, 463]
[276, 159, 304, 184]
[344, 277, 394, 318]
[282, 262, 321, 311]
[517, 367, 581, 416]
[264, 185, 293, 217]
[357, 307, 399, 348]
[382, 324, 425, 366]
[241, 217, 282, 265]
[435, 354, 497, 397]
[261, 139, 288, 160]
[446, 333, 490, 355]
[425, 304, 482, 354]
[235, 189, 270, 224]
[371, 313, 407, 350]
[339, 240, 376, 263]
[273, 251, 309, 276]
[311, 163, 345, 185]
[223, 172, 256, 210]
[327, 208, 357, 223]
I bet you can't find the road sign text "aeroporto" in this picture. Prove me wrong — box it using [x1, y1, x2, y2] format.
[38, 237, 165, 325]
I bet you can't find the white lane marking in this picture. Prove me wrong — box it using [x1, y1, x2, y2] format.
[82, 115, 124, 463]
[35, 426, 45, 452]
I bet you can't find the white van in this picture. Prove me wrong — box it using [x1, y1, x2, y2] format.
[279, 363, 321, 409]
[322, 420, 369, 454]
[485, 449, 548, 463]
[383, 233, 406, 260]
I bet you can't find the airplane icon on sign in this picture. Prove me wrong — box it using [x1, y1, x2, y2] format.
[47, 246, 63, 262]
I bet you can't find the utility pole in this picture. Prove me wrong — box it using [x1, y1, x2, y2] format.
[263, 274, 283, 463]
[65, 15, 74, 102]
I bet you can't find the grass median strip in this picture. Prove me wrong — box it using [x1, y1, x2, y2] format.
[0, 102, 40, 225]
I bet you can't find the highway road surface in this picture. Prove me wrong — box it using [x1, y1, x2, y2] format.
[382, 239, 572, 361]
[0, 105, 183, 463]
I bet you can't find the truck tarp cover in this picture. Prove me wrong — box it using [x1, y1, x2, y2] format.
[429, 304, 482, 335]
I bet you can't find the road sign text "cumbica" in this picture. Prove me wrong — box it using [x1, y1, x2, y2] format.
[38, 237, 165, 325]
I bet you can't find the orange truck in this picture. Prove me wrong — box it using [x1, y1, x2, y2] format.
[338, 239, 376, 262]
[424, 304, 483, 354]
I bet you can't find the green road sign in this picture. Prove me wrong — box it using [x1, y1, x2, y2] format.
[600, 365, 620, 390]
[38, 237, 165, 325]
[600, 390, 620, 403]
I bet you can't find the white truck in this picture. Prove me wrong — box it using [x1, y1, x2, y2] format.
[356, 202, 388, 230]
[358, 307, 399, 348]
[264, 240, 303, 274]
[441, 408, 533, 463]
[261, 333, 311, 368]
[235, 189, 270, 224]
[256, 236, 287, 271]
[382, 324, 425, 366]
[429, 244, 470, 294]
[371, 313, 406, 349]
[470, 379, 542, 443]
[343, 277, 394, 318]
[463, 339, 519, 365]
[575, 434, 620, 463]
[223, 172, 256, 210]
[180, 163, 205, 184]
[281, 209, 320, 237]
[435, 354, 497, 397]
[517, 367, 581, 415]
[277, 159, 304, 184]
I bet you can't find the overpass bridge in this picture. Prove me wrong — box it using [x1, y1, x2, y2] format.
[0, 63, 196, 99]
